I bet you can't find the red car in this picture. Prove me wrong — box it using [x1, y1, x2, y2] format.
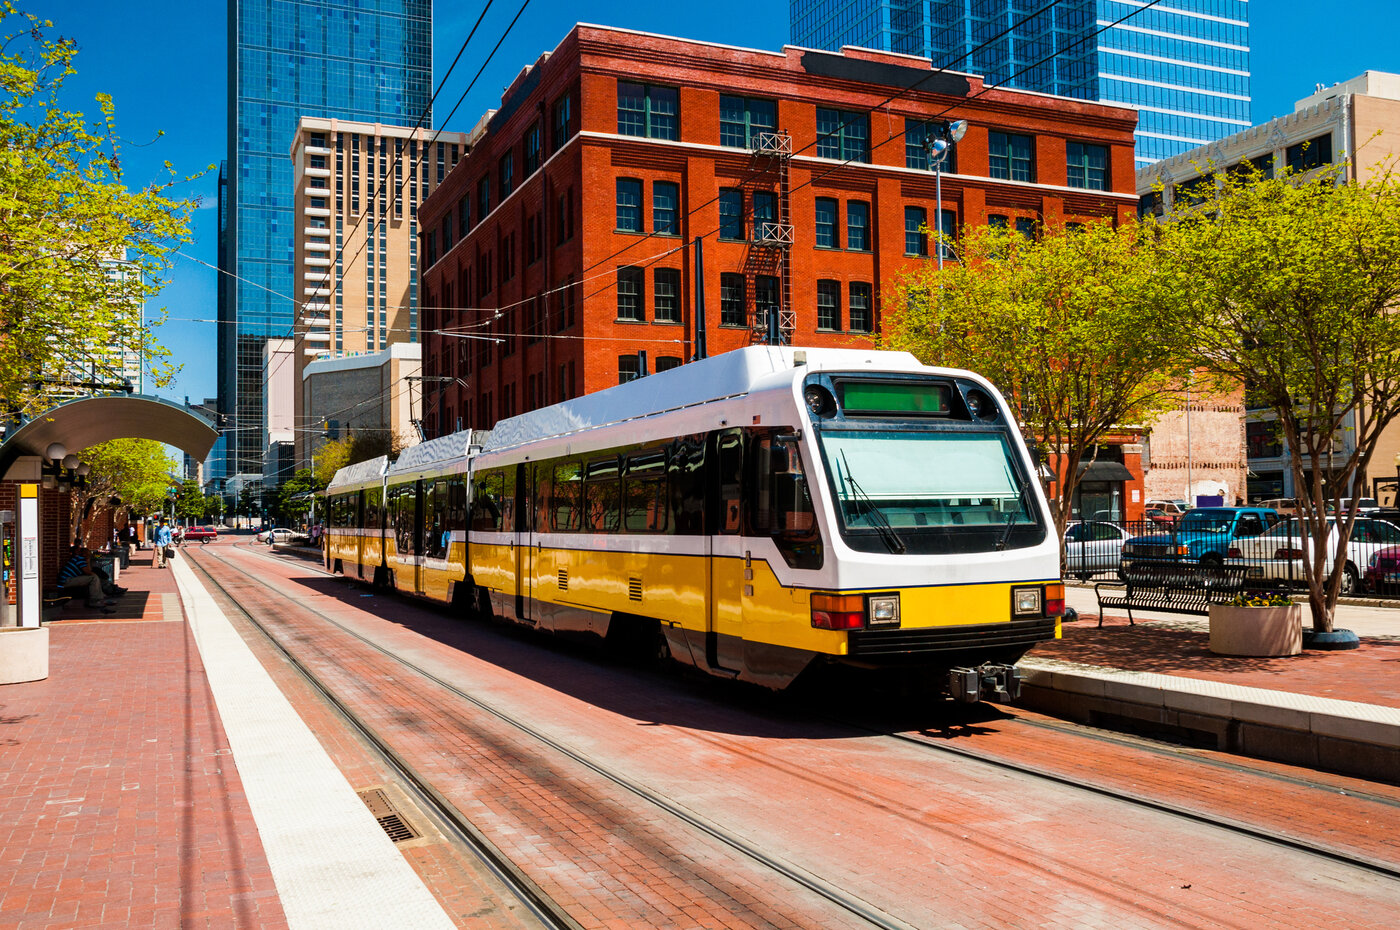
[1364, 545, 1400, 593]
[182, 526, 218, 543]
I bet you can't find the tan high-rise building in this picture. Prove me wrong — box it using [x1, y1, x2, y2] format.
[289, 117, 473, 469]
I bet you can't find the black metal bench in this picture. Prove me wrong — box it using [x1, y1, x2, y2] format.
[1093, 563, 1253, 626]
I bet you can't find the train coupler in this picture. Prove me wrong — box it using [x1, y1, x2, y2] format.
[948, 664, 1024, 703]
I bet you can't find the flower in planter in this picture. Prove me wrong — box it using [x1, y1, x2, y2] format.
[1225, 591, 1293, 607]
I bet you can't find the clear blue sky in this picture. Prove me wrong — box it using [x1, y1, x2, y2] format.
[26, 1, 1400, 408]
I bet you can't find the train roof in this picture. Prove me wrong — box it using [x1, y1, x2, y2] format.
[325, 455, 388, 494]
[384, 428, 488, 481]
[482, 345, 927, 454]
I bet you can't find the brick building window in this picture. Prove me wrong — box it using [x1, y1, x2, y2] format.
[1286, 133, 1333, 173]
[656, 356, 682, 372]
[1015, 216, 1037, 239]
[553, 93, 573, 152]
[617, 266, 645, 321]
[719, 95, 776, 149]
[817, 279, 840, 331]
[477, 176, 490, 222]
[849, 282, 873, 333]
[755, 275, 779, 331]
[720, 273, 746, 326]
[654, 268, 681, 323]
[498, 151, 514, 200]
[653, 181, 679, 236]
[458, 195, 470, 237]
[814, 198, 838, 249]
[1066, 142, 1108, 190]
[752, 191, 777, 241]
[618, 82, 678, 140]
[718, 189, 744, 240]
[905, 206, 927, 257]
[524, 122, 542, 175]
[616, 178, 643, 232]
[847, 200, 869, 251]
[905, 120, 955, 172]
[619, 354, 642, 383]
[989, 132, 1034, 182]
[816, 108, 868, 162]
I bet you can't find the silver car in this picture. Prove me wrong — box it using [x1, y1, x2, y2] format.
[1064, 521, 1131, 581]
[1225, 516, 1400, 594]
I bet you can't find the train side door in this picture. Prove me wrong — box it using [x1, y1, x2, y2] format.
[708, 430, 745, 672]
[513, 462, 534, 623]
[355, 490, 366, 579]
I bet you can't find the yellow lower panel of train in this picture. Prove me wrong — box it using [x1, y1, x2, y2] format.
[471, 542, 1055, 654]
[385, 540, 467, 602]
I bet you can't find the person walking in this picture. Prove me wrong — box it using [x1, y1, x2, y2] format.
[155, 520, 174, 568]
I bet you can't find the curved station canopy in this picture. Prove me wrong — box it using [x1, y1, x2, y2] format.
[0, 394, 218, 478]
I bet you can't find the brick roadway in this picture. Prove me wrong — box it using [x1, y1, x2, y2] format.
[1035, 612, 1400, 707]
[0, 542, 287, 929]
[204, 543, 1400, 929]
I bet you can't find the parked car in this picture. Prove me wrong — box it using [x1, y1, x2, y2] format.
[183, 526, 218, 543]
[1146, 499, 1190, 517]
[1364, 544, 1400, 593]
[1328, 497, 1380, 515]
[1227, 516, 1400, 595]
[1257, 498, 1298, 517]
[1063, 521, 1132, 580]
[1120, 507, 1281, 579]
[1143, 507, 1177, 526]
[257, 527, 295, 544]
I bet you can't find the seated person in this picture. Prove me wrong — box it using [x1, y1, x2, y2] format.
[56, 545, 115, 610]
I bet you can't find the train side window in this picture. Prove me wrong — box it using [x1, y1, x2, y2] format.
[424, 480, 450, 557]
[500, 469, 517, 534]
[447, 478, 467, 533]
[747, 430, 822, 569]
[365, 487, 382, 530]
[532, 464, 552, 534]
[583, 457, 620, 533]
[716, 432, 743, 535]
[668, 436, 705, 535]
[552, 462, 582, 531]
[470, 472, 504, 531]
[624, 450, 667, 533]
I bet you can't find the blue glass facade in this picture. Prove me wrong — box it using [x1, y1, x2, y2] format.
[791, 0, 1249, 168]
[223, 0, 432, 476]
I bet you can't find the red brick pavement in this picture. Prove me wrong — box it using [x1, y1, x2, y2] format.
[1032, 613, 1400, 707]
[0, 548, 286, 930]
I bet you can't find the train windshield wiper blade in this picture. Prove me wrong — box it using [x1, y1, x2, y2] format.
[996, 485, 1028, 551]
[839, 451, 906, 554]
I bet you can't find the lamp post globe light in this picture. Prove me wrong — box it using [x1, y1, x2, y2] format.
[925, 119, 967, 271]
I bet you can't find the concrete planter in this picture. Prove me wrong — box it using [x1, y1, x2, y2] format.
[0, 626, 49, 684]
[1208, 603, 1302, 657]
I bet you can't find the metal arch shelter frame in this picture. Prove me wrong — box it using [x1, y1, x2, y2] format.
[0, 395, 218, 480]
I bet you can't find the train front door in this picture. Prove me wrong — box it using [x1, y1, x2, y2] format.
[513, 463, 534, 624]
[708, 430, 744, 672]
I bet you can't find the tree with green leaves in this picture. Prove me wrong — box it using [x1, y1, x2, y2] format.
[1150, 163, 1400, 635]
[78, 438, 176, 520]
[273, 468, 322, 527]
[881, 220, 1192, 557]
[0, 3, 202, 414]
[312, 430, 409, 488]
[173, 478, 205, 523]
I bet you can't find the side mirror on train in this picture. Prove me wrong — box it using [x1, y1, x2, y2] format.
[772, 472, 811, 534]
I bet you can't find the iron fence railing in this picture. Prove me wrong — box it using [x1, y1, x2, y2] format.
[1062, 517, 1400, 599]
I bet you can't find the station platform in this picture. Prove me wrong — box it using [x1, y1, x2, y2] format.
[1020, 585, 1400, 782]
[2, 550, 1398, 927]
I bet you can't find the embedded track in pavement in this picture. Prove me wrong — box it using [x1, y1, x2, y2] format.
[191, 543, 924, 930]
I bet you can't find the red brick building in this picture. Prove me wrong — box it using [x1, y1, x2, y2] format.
[418, 25, 1139, 438]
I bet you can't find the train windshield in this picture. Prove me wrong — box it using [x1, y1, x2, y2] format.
[816, 429, 1045, 554]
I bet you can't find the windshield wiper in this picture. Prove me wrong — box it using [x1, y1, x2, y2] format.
[839, 451, 906, 554]
[996, 484, 1028, 551]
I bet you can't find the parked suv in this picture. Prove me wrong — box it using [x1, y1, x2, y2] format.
[1121, 506, 1281, 578]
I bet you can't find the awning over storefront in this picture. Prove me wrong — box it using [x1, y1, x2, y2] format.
[0, 395, 217, 479]
[1076, 461, 1135, 482]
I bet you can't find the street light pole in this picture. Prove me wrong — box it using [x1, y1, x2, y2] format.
[925, 120, 967, 271]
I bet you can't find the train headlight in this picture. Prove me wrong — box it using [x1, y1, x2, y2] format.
[867, 594, 900, 628]
[1012, 586, 1042, 616]
[804, 385, 834, 418]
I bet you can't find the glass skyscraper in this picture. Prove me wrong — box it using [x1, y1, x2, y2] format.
[791, 0, 1250, 167]
[222, 0, 432, 478]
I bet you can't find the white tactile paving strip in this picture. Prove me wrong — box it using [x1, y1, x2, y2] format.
[1020, 656, 1400, 749]
[169, 555, 458, 930]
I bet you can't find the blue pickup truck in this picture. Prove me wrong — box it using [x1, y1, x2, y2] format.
[1120, 506, 1281, 576]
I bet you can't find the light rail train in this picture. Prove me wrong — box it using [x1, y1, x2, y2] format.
[323, 346, 1063, 701]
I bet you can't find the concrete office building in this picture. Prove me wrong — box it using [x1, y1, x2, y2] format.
[301, 344, 422, 467]
[288, 117, 469, 469]
[791, 0, 1251, 167]
[1138, 71, 1400, 506]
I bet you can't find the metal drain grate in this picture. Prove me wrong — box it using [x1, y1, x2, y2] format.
[357, 787, 421, 843]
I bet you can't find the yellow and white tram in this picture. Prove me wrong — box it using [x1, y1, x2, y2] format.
[325, 346, 1063, 700]
[323, 454, 389, 583]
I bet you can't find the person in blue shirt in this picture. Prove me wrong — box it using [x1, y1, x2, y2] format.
[57, 545, 115, 611]
[155, 520, 173, 568]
